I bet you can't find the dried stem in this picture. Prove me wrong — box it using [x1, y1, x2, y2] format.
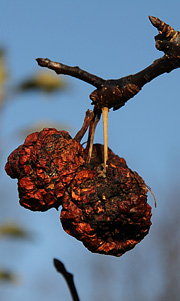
[102, 107, 109, 169]
[87, 109, 101, 162]
[53, 258, 80, 301]
[74, 109, 94, 142]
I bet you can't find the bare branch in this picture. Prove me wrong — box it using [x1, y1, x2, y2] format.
[36, 58, 105, 88]
[37, 17, 180, 112]
[53, 258, 80, 301]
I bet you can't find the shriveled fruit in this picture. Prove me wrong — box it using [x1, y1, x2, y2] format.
[5, 129, 152, 257]
[60, 144, 152, 257]
[5, 128, 84, 211]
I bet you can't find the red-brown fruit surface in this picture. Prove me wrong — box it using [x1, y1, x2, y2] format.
[5, 128, 85, 211]
[60, 144, 152, 257]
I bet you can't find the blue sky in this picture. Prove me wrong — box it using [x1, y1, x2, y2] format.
[0, 1, 180, 300]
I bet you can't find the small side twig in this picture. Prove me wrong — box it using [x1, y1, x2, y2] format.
[74, 109, 94, 142]
[53, 258, 80, 301]
[86, 107, 101, 162]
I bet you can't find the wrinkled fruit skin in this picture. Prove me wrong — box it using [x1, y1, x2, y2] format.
[5, 128, 84, 211]
[60, 144, 152, 257]
[5, 129, 152, 257]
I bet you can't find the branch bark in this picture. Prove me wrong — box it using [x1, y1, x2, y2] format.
[36, 58, 105, 88]
[36, 16, 180, 111]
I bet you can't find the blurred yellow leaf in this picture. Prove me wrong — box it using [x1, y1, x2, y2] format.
[0, 222, 32, 240]
[0, 49, 7, 86]
[16, 70, 67, 93]
[0, 270, 19, 284]
[0, 48, 8, 106]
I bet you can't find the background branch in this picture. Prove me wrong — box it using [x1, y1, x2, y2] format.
[53, 258, 80, 301]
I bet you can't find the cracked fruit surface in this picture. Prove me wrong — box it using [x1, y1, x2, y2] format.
[5, 128, 84, 211]
[60, 144, 152, 257]
[5, 129, 152, 257]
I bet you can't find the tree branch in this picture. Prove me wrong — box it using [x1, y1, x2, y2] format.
[53, 258, 80, 301]
[36, 58, 105, 88]
[36, 16, 180, 112]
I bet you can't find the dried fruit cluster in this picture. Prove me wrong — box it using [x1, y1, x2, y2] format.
[5, 128, 84, 211]
[5, 128, 152, 256]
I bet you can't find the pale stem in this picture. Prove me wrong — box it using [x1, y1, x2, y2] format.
[87, 116, 100, 162]
[102, 107, 109, 169]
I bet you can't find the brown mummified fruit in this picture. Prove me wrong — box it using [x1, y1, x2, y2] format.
[60, 144, 152, 257]
[5, 128, 85, 211]
[5, 127, 152, 257]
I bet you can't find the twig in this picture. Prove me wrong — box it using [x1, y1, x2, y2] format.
[36, 58, 105, 88]
[53, 258, 80, 301]
[36, 17, 180, 111]
[74, 109, 94, 142]
[87, 108, 101, 162]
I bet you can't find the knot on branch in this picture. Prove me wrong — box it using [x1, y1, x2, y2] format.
[90, 80, 141, 111]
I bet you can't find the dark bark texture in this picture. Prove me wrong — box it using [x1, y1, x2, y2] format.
[36, 16, 180, 111]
